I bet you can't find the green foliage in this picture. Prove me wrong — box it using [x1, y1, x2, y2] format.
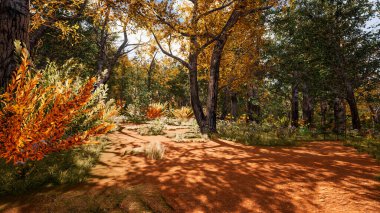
[137, 120, 166, 136]
[34, 24, 99, 74]
[343, 138, 380, 161]
[217, 121, 298, 146]
[0, 138, 107, 196]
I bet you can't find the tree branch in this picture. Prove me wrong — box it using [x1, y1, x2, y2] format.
[151, 30, 190, 69]
[196, 0, 235, 21]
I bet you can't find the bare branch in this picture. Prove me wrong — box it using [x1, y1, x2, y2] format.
[196, 0, 235, 21]
[197, 5, 273, 53]
[151, 30, 190, 69]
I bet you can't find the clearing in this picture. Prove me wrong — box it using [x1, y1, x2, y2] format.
[1, 124, 379, 213]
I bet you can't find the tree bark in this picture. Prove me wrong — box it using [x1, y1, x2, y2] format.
[368, 104, 380, 124]
[189, 55, 206, 132]
[247, 85, 260, 123]
[147, 52, 157, 91]
[206, 36, 227, 132]
[301, 84, 313, 127]
[230, 92, 238, 120]
[345, 84, 361, 130]
[220, 88, 230, 120]
[320, 101, 328, 131]
[291, 84, 299, 127]
[333, 98, 346, 134]
[0, 0, 30, 88]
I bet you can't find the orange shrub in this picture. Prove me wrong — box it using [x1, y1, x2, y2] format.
[146, 103, 166, 119]
[146, 107, 163, 119]
[0, 49, 116, 164]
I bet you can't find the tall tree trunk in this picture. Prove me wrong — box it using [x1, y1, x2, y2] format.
[206, 37, 227, 132]
[368, 104, 380, 124]
[220, 88, 230, 120]
[189, 50, 207, 133]
[291, 84, 299, 127]
[0, 0, 30, 88]
[147, 52, 157, 91]
[345, 84, 361, 130]
[320, 101, 328, 131]
[333, 98, 346, 134]
[301, 84, 313, 127]
[247, 85, 260, 123]
[230, 92, 238, 120]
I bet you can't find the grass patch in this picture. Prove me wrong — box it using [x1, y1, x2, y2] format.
[0, 137, 108, 196]
[138, 120, 166, 136]
[217, 121, 298, 146]
[1, 185, 174, 213]
[343, 138, 380, 161]
[45, 185, 173, 213]
[124, 141, 166, 160]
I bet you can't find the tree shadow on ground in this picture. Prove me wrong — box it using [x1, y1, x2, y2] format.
[1, 128, 379, 212]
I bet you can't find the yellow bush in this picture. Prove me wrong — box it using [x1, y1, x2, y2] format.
[172, 107, 193, 120]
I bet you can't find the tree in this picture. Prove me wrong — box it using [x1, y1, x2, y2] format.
[0, 0, 30, 88]
[130, 0, 279, 133]
[267, 0, 379, 130]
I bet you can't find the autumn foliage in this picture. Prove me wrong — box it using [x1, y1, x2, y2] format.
[172, 107, 194, 120]
[0, 49, 117, 164]
[146, 103, 166, 119]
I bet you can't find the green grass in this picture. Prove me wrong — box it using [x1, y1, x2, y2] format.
[138, 120, 166, 136]
[0, 137, 108, 196]
[217, 121, 298, 146]
[343, 138, 380, 161]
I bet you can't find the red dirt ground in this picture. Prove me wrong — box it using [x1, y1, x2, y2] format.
[1, 125, 380, 212]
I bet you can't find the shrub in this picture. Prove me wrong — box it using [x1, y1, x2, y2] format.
[0, 48, 118, 164]
[172, 106, 193, 120]
[217, 121, 297, 146]
[137, 120, 166, 136]
[144, 141, 166, 160]
[343, 138, 380, 160]
[124, 141, 166, 160]
[146, 103, 166, 119]
[124, 104, 146, 123]
[0, 138, 107, 195]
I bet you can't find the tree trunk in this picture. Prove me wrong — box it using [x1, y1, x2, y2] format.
[345, 84, 361, 130]
[220, 88, 230, 120]
[301, 84, 313, 127]
[230, 92, 238, 120]
[147, 53, 157, 91]
[0, 0, 30, 88]
[320, 101, 328, 131]
[333, 98, 346, 134]
[189, 49, 207, 133]
[368, 104, 380, 124]
[291, 84, 299, 127]
[206, 37, 227, 132]
[247, 85, 260, 123]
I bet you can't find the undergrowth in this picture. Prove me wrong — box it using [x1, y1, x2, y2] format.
[217, 121, 298, 146]
[138, 120, 166, 136]
[0, 137, 108, 196]
[343, 138, 380, 161]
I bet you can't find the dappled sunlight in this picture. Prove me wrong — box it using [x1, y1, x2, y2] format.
[1, 125, 379, 212]
[89, 127, 380, 212]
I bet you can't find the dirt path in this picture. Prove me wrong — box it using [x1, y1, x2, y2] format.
[1, 125, 380, 212]
[88, 126, 380, 212]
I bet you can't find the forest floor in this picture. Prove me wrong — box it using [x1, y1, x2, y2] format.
[1, 124, 380, 213]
